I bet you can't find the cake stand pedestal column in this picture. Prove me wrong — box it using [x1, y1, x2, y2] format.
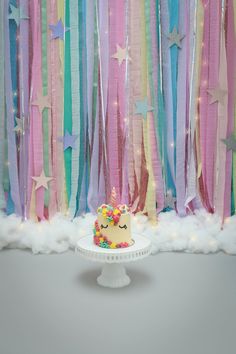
[77, 234, 152, 288]
[97, 263, 130, 288]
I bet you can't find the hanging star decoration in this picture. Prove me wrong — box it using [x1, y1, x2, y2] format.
[167, 27, 185, 48]
[58, 130, 78, 150]
[49, 19, 69, 40]
[8, 4, 29, 27]
[207, 84, 227, 105]
[134, 98, 154, 119]
[13, 117, 25, 134]
[31, 94, 51, 114]
[32, 170, 53, 191]
[165, 190, 176, 210]
[221, 134, 236, 151]
[111, 44, 131, 66]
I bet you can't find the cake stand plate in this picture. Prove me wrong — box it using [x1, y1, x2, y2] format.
[76, 234, 152, 288]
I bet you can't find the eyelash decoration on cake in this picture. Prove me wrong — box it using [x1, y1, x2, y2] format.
[119, 225, 127, 230]
[101, 224, 108, 229]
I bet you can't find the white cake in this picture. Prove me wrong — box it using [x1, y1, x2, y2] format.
[93, 188, 133, 249]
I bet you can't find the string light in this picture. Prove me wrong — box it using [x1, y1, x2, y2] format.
[170, 142, 174, 148]
[113, 101, 118, 106]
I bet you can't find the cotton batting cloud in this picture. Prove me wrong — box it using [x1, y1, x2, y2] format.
[0, 210, 235, 255]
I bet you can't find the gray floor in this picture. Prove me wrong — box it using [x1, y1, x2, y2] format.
[0, 250, 235, 354]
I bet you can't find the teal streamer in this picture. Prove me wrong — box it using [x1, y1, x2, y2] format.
[156, 0, 175, 198]
[0, 0, 5, 209]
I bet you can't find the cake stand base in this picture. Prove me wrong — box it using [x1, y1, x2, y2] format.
[77, 234, 151, 289]
[97, 263, 130, 288]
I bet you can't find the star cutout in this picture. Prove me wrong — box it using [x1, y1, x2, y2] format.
[165, 190, 176, 209]
[58, 130, 78, 150]
[8, 4, 29, 26]
[14, 117, 25, 134]
[167, 27, 185, 48]
[221, 134, 236, 151]
[49, 19, 69, 40]
[111, 45, 130, 66]
[32, 170, 53, 191]
[31, 95, 51, 114]
[207, 85, 227, 105]
[134, 98, 154, 119]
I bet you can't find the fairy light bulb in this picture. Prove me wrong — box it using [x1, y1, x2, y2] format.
[170, 142, 174, 148]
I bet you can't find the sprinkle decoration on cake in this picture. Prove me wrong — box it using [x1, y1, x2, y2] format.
[93, 187, 133, 249]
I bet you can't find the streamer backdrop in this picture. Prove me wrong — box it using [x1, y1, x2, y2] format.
[1, 0, 236, 222]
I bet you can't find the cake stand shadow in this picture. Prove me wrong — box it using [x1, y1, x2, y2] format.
[76, 234, 152, 288]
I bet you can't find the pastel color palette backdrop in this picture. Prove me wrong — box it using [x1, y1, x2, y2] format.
[0, 0, 236, 222]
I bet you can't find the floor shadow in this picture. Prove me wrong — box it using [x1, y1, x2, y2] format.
[76, 265, 154, 292]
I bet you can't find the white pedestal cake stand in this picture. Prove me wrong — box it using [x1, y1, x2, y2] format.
[77, 234, 151, 288]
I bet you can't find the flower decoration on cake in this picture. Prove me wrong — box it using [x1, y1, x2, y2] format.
[93, 187, 132, 249]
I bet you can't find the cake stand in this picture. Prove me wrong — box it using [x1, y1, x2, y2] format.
[76, 234, 152, 288]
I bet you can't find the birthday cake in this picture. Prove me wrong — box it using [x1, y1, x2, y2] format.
[93, 188, 133, 249]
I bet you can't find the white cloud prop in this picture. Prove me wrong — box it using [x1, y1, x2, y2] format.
[0, 209, 235, 255]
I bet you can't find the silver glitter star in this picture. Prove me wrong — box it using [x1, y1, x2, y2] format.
[167, 27, 185, 48]
[165, 190, 176, 209]
[14, 116, 28, 134]
[207, 84, 227, 105]
[221, 134, 236, 151]
[8, 4, 29, 27]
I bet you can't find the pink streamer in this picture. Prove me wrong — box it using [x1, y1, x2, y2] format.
[107, 0, 125, 203]
[28, 0, 45, 220]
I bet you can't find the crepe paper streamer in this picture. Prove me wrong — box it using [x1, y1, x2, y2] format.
[126, 1, 135, 205]
[198, 1, 212, 211]
[86, 0, 95, 149]
[87, 1, 99, 212]
[224, 0, 236, 217]
[143, 0, 163, 218]
[76, 0, 87, 214]
[148, 0, 165, 213]
[214, 2, 228, 219]
[68, 0, 80, 217]
[63, 0, 72, 203]
[0, 0, 5, 209]
[106, 0, 125, 203]
[199, 0, 220, 211]
[175, 0, 188, 216]
[155, 0, 169, 205]
[168, 0, 179, 177]
[233, 0, 236, 214]
[5, 0, 22, 216]
[160, 0, 176, 196]
[18, 0, 29, 220]
[121, 0, 130, 205]
[185, 0, 204, 209]
[47, 0, 58, 217]
[28, 0, 45, 220]
[57, 0, 68, 215]
[128, 0, 144, 211]
[140, 1, 155, 219]
[40, 0, 50, 210]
